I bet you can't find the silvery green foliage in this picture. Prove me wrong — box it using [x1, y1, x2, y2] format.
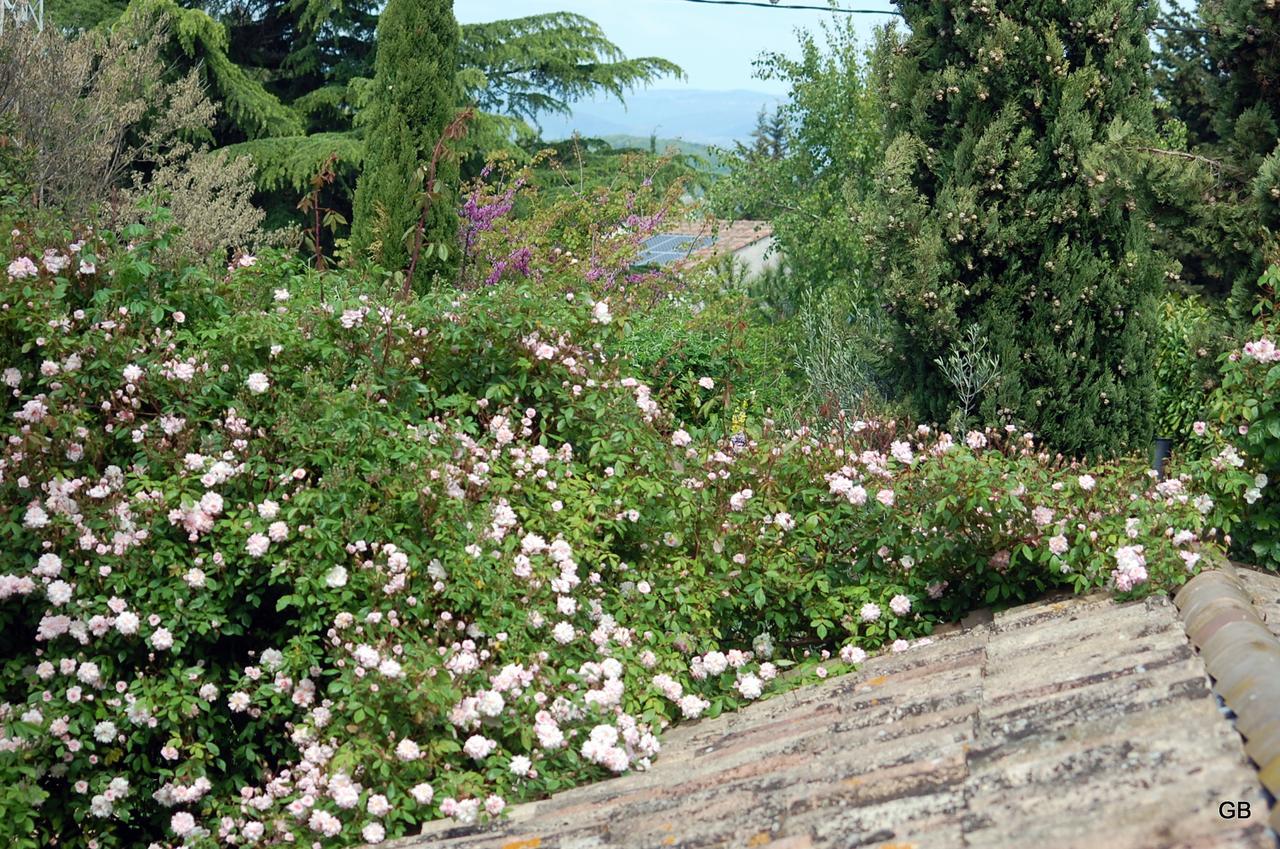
[934, 324, 1002, 427]
[795, 288, 892, 415]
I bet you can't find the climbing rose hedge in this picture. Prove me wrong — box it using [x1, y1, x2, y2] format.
[0, 218, 1227, 848]
[1184, 267, 1280, 568]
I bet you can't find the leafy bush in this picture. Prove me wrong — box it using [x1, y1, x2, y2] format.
[457, 154, 686, 300]
[791, 285, 897, 419]
[712, 17, 880, 299]
[1153, 293, 1234, 440]
[1191, 266, 1280, 567]
[619, 286, 798, 428]
[0, 198, 1230, 849]
[0, 13, 271, 261]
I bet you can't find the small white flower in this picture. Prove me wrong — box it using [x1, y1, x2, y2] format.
[246, 533, 270, 558]
[592, 300, 612, 324]
[396, 739, 422, 761]
[151, 627, 174, 650]
[839, 644, 866, 664]
[171, 811, 197, 837]
[115, 610, 140, 635]
[735, 673, 763, 700]
[463, 734, 497, 760]
[47, 580, 73, 606]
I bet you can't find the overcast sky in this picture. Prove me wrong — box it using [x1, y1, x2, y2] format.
[455, 1, 898, 94]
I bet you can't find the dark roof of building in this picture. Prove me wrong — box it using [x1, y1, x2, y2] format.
[636, 220, 773, 268]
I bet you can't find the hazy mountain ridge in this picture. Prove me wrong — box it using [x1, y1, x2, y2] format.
[540, 88, 784, 148]
[593, 135, 728, 172]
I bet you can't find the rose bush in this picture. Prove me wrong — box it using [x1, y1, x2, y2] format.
[0, 188, 1231, 849]
[1185, 266, 1280, 568]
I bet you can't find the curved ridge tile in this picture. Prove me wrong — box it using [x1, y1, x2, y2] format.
[1176, 556, 1280, 832]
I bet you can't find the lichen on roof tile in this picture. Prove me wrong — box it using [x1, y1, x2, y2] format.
[385, 590, 1274, 849]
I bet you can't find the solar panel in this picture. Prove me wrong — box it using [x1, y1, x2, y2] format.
[643, 235, 683, 252]
[636, 234, 715, 267]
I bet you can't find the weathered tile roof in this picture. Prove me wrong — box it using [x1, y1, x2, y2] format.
[386, 571, 1280, 849]
[1230, 568, 1280, 640]
[686, 219, 773, 261]
[1177, 562, 1280, 834]
[640, 219, 772, 268]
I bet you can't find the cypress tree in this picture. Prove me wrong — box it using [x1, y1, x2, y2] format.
[863, 0, 1169, 457]
[350, 0, 459, 275]
[1153, 1, 1280, 307]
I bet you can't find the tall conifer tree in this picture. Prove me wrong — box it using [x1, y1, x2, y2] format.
[1153, 1, 1280, 306]
[350, 0, 458, 275]
[863, 0, 1168, 456]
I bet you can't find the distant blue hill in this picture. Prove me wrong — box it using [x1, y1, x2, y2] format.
[594, 136, 728, 173]
[539, 88, 785, 149]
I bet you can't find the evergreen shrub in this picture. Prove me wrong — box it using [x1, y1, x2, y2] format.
[350, 0, 460, 277]
[1190, 266, 1280, 568]
[864, 0, 1170, 456]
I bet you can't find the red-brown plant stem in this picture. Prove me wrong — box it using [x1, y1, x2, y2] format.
[403, 109, 474, 298]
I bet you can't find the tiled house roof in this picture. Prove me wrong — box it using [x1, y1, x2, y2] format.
[384, 564, 1280, 849]
[686, 219, 773, 261]
[636, 220, 773, 268]
[1177, 562, 1280, 828]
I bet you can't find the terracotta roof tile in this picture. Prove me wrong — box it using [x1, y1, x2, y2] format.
[381, 584, 1278, 849]
[1174, 557, 1280, 836]
[655, 218, 774, 264]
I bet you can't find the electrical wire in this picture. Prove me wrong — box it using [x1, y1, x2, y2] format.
[671, 0, 900, 13]
[663, 0, 1206, 33]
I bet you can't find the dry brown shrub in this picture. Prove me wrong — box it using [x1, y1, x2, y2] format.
[0, 13, 271, 259]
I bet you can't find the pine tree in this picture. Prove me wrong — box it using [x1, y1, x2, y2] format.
[349, 0, 458, 276]
[863, 0, 1168, 457]
[749, 107, 771, 159]
[764, 107, 787, 161]
[46, 0, 304, 142]
[749, 105, 786, 161]
[459, 13, 682, 132]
